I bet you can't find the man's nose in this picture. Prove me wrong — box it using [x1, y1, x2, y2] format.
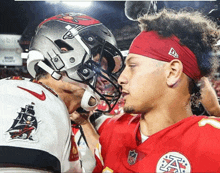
[118, 69, 128, 86]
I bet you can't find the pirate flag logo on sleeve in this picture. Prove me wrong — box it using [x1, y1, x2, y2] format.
[5, 103, 41, 142]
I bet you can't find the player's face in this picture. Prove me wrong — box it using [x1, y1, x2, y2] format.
[118, 53, 166, 114]
[93, 54, 120, 96]
[93, 54, 109, 94]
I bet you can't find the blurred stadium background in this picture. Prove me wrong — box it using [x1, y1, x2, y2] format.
[0, 0, 219, 78]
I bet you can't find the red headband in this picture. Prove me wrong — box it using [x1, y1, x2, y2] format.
[129, 31, 202, 80]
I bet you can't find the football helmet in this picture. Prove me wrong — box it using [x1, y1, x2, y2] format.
[27, 13, 125, 112]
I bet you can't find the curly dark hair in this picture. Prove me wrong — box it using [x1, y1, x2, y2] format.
[138, 8, 220, 77]
[138, 9, 220, 106]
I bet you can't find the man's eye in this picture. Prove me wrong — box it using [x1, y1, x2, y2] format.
[129, 64, 136, 68]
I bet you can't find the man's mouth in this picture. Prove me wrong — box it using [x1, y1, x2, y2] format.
[122, 91, 129, 98]
[96, 83, 116, 95]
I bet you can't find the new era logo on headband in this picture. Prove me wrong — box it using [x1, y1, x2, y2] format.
[168, 48, 179, 58]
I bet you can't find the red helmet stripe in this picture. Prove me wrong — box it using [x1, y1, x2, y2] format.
[39, 14, 100, 28]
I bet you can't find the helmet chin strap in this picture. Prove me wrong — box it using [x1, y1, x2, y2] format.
[37, 61, 62, 80]
[81, 86, 100, 111]
[27, 50, 62, 80]
[61, 76, 100, 112]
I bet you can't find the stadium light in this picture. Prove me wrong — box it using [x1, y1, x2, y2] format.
[63, 2, 92, 8]
[45, 1, 92, 8]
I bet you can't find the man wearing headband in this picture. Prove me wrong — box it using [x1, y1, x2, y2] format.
[93, 9, 220, 172]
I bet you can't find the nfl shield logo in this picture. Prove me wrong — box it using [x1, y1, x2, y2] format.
[128, 150, 138, 165]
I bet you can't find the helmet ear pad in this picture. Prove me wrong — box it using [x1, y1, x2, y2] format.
[27, 34, 60, 78]
[27, 50, 45, 78]
[27, 49, 62, 80]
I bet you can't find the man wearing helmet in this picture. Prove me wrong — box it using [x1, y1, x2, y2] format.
[0, 13, 124, 172]
[28, 12, 124, 113]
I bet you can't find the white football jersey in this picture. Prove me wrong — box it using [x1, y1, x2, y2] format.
[0, 78, 81, 173]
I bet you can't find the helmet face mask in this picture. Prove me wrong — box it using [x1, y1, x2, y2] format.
[27, 13, 125, 112]
[76, 43, 124, 112]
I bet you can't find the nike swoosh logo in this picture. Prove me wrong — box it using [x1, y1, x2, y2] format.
[17, 86, 46, 101]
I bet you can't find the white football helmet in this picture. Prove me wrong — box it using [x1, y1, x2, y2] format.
[27, 13, 125, 112]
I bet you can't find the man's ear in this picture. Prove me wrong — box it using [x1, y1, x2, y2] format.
[165, 59, 183, 87]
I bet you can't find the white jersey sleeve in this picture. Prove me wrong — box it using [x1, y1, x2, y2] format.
[0, 78, 82, 173]
[73, 126, 96, 173]
[73, 113, 111, 173]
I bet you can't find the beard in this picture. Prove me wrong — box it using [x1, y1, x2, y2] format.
[124, 105, 135, 114]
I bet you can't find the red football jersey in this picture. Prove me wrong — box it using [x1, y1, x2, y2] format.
[94, 114, 220, 172]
